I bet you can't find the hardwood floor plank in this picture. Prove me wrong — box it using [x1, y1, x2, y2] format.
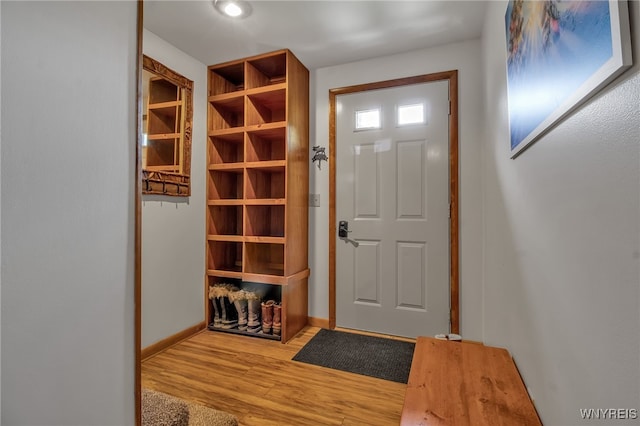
[142, 326, 406, 425]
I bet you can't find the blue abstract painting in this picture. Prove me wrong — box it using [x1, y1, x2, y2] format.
[505, 0, 631, 157]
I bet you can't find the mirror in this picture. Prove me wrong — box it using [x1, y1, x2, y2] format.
[142, 55, 193, 196]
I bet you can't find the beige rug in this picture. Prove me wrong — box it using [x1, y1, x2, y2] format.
[142, 388, 238, 426]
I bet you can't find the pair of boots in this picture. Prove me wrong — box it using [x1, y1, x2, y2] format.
[208, 284, 239, 329]
[228, 290, 262, 333]
[261, 300, 281, 336]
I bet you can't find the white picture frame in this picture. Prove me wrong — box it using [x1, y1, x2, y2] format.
[505, 0, 632, 158]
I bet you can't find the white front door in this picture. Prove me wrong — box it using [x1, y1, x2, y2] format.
[335, 80, 451, 338]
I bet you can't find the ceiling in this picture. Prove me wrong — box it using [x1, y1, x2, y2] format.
[143, 0, 487, 70]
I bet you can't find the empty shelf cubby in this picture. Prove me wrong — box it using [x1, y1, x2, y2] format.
[207, 241, 243, 273]
[208, 205, 243, 236]
[246, 126, 286, 162]
[245, 167, 285, 200]
[246, 89, 286, 126]
[244, 242, 285, 276]
[209, 62, 245, 95]
[209, 132, 244, 164]
[208, 170, 244, 200]
[245, 52, 287, 89]
[245, 205, 285, 237]
[209, 96, 245, 129]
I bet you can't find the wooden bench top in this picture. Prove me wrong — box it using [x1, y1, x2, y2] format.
[400, 337, 542, 426]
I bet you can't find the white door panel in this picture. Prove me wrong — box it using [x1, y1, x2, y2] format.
[336, 81, 450, 338]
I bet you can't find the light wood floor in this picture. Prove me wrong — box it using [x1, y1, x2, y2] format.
[141, 326, 408, 425]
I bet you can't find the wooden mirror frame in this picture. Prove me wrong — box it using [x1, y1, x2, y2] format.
[142, 55, 193, 196]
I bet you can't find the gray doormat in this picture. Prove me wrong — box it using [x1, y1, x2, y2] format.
[292, 329, 415, 383]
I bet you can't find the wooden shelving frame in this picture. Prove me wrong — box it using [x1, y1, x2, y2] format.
[206, 49, 309, 343]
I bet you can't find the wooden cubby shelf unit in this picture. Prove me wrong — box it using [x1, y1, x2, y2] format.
[206, 49, 310, 343]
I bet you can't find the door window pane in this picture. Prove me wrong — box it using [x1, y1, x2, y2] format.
[397, 103, 425, 126]
[355, 108, 381, 130]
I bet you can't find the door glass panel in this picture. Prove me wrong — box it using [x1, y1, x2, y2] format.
[355, 108, 381, 130]
[397, 103, 425, 126]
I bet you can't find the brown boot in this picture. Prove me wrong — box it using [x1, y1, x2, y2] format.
[261, 300, 274, 334]
[273, 303, 282, 336]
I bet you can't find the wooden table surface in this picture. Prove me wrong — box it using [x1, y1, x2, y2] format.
[400, 337, 542, 426]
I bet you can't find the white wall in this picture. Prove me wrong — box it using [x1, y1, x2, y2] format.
[481, 2, 640, 425]
[1, 2, 136, 425]
[310, 39, 485, 340]
[141, 29, 207, 348]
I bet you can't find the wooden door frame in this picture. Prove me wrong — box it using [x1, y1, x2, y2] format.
[135, 1, 143, 426]
[328, 70, 459, 334]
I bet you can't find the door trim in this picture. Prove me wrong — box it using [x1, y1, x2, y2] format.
[328, 70, 459, 334]
[135, 1, 143, 425]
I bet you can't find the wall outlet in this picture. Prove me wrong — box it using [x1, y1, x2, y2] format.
[309, 193, 320, 207]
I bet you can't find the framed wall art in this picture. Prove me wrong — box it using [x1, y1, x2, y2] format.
[505, 0, 632, 158]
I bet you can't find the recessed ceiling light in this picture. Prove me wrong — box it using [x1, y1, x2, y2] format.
[224, 3, 242, 17]
[214, 0, 251, 18]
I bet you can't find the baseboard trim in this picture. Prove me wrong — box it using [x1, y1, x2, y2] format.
[141, 321, 206, 361]
[308, 316, 330, 329]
